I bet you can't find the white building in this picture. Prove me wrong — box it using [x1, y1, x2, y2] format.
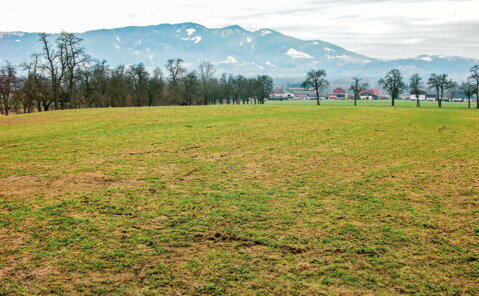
[410, 90, 427, 101]
[271, 88, 294, 99]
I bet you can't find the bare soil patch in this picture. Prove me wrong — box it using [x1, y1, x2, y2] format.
[0, 172, 141, 199]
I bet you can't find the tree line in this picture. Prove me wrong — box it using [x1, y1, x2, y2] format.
[0, 33, 273, 115]
[2, 31, 478, 114]
[302, 67, 479, 108]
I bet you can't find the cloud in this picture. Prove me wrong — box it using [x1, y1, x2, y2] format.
[230, 0, 479, 59]
[1, 0, 478, 59]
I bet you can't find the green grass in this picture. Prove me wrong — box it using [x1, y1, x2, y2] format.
[267, 99, 473, 108]
[1, 103, 478, 295]
[267, 100, 476, 109]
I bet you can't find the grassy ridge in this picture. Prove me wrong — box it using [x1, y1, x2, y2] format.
[0, 104, 478, 295]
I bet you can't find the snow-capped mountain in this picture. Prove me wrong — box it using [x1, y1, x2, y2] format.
[0, 23, 477, 80]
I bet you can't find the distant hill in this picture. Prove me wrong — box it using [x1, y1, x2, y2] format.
[1, 23, 477, 81]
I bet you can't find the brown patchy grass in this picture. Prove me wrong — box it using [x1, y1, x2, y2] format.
[0, 104, 478, 295]
[0, 173, 142, 201]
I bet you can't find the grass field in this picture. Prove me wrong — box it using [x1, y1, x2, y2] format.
[266, 99, 473, 108]
[1, 103, 478, 295]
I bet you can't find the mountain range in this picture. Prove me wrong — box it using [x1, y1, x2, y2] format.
[1, 22, 478, 82]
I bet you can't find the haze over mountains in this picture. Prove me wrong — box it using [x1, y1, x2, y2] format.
[0, 22, 477, 81]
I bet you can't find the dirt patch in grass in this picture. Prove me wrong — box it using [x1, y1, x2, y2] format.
[0, 231, 28, 280]
[0, 172, 142, 199]
[192, 232, 310, 254]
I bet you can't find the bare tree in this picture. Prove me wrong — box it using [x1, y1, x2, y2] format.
[469, 65, 479, 109]
[349, 76, 369, 106]
[165, 59, 186, 85]
[127, 63, 150, 107]
[378, 69, 406, 107]
[255, 75, 273, 104]
[165, 59, 186, 104]
[20, 54, 51, 112]
[39, 33, 64, 110]
[459, 80, 477, 109]
[91, 60, 110, 107]
[57, 32, 90, 108]
[77, 66, 95, 107]
[428, 73, 450, 108]
[198, 61, 215, 105]
[0, 62, 18, 115]
[107, 65, 130, 107]
[183, 71, 199, 105]
[78, 60, 110, 107]
[220, 73, 232, 105]
[446, 80, 458, 102]
[231, 75, 248, 104]
[409, 73, 424, 107]
[147, 67, 164, 106]
[301, 69, 329, 105]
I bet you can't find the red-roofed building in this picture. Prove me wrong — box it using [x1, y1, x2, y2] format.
[271, 88, 293, 99]
[359, 89, 380, 100]
[329, 88, 347, 100]
[271, 88, 283, 95]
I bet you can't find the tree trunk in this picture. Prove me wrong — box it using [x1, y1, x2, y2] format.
[416, 95, 420, 107]
[354, 93, 357, 106]
[315, 89, 320, 106]
[440, 89, 444, 108]
[436, 90, 440, 108]
[53, 82, 59, 110]
[468, 97, 471, 109]
[391, 94, 395, 107]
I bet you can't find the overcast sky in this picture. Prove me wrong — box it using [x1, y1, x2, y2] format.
[2, 0, 479, 59]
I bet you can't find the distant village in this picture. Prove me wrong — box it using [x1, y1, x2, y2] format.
[270, 87, 472, 102]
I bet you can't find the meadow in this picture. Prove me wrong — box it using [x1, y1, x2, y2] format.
[267, 99, 472, 108]
[0, 101, 478, 295]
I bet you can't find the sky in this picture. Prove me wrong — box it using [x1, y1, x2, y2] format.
[2, 0, 479, 59]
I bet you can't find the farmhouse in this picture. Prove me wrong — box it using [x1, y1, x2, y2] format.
[449, 93, 469, 102]
[271, 88, 293, 99]
[359, 89, 380, 100]
[410, 90, 427, 101]
[288, 88, 317, 99]
[329, 88, 347, 100]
